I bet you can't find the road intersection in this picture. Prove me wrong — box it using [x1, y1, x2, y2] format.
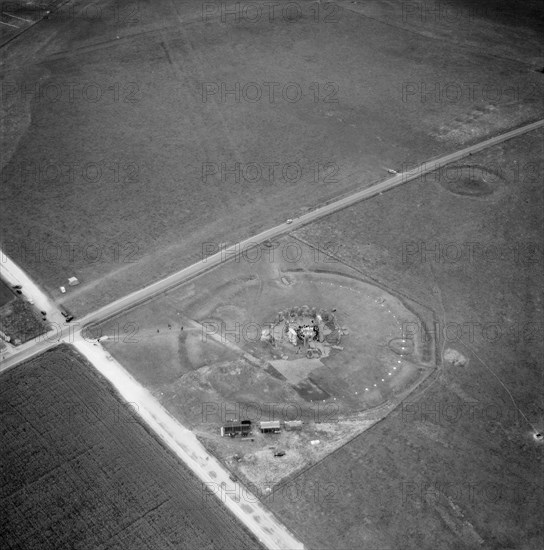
[1, 117, 543, 549]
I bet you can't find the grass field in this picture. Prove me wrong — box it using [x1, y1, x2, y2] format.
[91, 237, 437, 489]
[1, 1, 543, 549]
[262, 128, 544, 549]
[0, 0, 542, 315]
[0, 344, 264, 550]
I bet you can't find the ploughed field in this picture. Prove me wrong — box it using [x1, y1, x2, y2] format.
[0, 344, 263, 550]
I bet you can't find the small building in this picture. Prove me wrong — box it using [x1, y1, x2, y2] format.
[220, 420, 251, 437]
[68, 277, 79, 286]
[284, 420, 303, 431]
[260, 420, 281, 434]
[59, 286, 66, 293]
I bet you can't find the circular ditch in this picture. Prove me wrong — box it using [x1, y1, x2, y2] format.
[438, 164, 505, 198]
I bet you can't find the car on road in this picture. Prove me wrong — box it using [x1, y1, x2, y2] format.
[229, 474, 238, 482]
[286, 219, 293, 224]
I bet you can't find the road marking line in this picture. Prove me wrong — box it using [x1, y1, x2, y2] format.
[0, 19, 18, 27]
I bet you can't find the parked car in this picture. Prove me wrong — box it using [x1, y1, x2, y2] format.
[229, 474, 238, 482]
[65, 315, 74, 322]
[12, 285, 22, 290]
[273, 450, 286, 457]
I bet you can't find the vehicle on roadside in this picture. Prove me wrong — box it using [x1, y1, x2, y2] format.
[65, 315, 74, 322]
[229, 474, 238, 482]
[273, 450, 286, 457]
[286, 219, 293, 224]
[12, 285, 22, 290]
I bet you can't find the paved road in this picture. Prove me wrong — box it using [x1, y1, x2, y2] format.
[74, 336, 304, 550]
[1, 117, 543, 549]
[0, 252, 69, 369]
[0, 1, 67, 48]
[0, 266, 305, 549]
[80, 118, 544, 329]
[0, 253, 66, 327]
[3, 117, 544, 358]
[0, 323, 305, 549]
[0, 252, 305, 550]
